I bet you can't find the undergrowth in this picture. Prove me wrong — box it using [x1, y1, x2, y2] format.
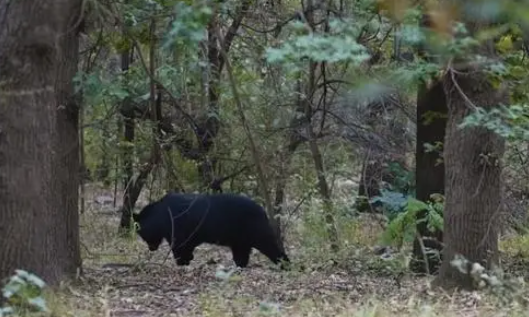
[3, 186, 529, 316]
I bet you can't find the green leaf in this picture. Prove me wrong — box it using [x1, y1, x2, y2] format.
[406, 197, 429, 214]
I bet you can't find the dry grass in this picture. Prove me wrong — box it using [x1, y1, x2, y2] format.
[31, 184, 529, 316]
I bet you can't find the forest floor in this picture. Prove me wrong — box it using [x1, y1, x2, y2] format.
[50, 184, 529, 317]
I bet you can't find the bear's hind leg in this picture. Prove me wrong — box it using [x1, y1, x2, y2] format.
[231, 245, 252, 268]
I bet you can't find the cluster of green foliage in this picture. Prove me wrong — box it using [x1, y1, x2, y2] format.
[0, 270, 48, 316]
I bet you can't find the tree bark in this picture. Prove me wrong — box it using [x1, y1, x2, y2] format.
[0, 0, 83, 285]
[432, 18, 507, 289]
[122, 48, 135, 191]
[119, 46, 135, 231]
[410, 12, 448, 275]
[54, 0, 83, 277]
[410, 79, 446, 275]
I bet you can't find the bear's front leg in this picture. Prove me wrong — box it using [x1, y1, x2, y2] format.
[172, 247, 195, 266]
[231, 244, 252, 268]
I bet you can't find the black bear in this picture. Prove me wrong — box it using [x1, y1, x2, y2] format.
[132, 192, 290, 269]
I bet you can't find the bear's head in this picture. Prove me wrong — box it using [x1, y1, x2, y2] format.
[133, 203, 164, 251]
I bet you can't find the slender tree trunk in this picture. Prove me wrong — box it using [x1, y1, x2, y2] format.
[198, 13, 221, 191]
[97, 127, 111, 185]
[119, 15, 161, 231]
[198, 0, 252, 191]
[432, 16, 507, 289]
[121, 21, 134, 192]
[410, 79, 446, 275]
[0, 0, 83, 285]
[264, 6, 303, 253]
[79, 88, 86, 214]
[304, 63, 339, 252]
[120, 46, 135, 231]
[271, 141, 302, 254]
[118, 157, 156, 229]
[302, 0, 339, 253]
[307, 132, 340, 252]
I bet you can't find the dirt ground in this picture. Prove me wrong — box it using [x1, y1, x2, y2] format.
[63, 185, 529, 317]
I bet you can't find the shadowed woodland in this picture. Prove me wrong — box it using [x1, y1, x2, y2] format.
[4, 0, 529, 316]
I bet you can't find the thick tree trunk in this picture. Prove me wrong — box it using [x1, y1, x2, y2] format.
[410, 79, 446, 275]
[54, 0, 83, 276]
[0, 0, 83, 285]
[432, 33, 507, 289]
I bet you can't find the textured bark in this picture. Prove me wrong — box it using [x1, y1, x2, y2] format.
[410, 79, 446, 275]
[119, 45, 135, 231]
[432, 21, 507, 289]
[54, 0, 83, 277]
[0, 0, 83, 285]
[122, 48, 135, 190]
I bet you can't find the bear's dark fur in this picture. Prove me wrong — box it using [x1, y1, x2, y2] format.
[132, 192, 290, 268]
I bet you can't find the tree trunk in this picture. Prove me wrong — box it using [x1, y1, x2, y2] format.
[301, 0, 339, 253]
[197, 14, 222, 191]
[198, 0, 252, 192]
[122, 48, 135, 191]
[119, 16, 162, 231]
[432, 21, 507, 289]
[118, 155, 156, 230]
[304, 63, 339, 252]
[0, 0, 83, 285]
[271, 140, 303, 255]
[79, 87, 86, 214]
[120, 45, 135, 231]
[410, 79, 446, 275]
[96, 127, 111, 185]
[307, 132, 340, 252]
[54, 0, 83, 277]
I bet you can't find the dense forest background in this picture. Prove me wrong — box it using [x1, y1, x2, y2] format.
[3, 0, 529, 315]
